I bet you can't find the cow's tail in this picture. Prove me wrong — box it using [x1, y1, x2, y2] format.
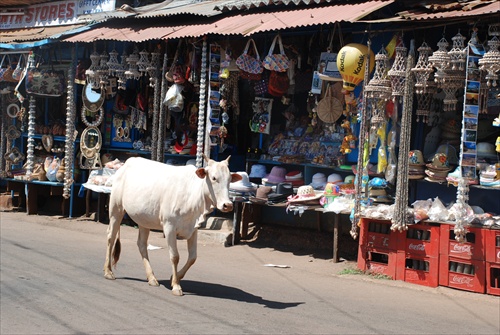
[112, 234, 121, 268]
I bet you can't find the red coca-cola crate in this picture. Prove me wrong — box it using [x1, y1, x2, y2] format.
[485, 229, 500, 264]
[439, 255, 485, 294]
[439, 224, 486, 261]
[486, 262, 500, 296]
[404, 223, 440, 258]
[395, 253, 439, 287]
[359, 218, 401, 251]
[357, 245, 397, 279]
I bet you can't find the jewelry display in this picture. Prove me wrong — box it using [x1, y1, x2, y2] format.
[80, 126, 102, 169]
[63, 48, 77, 198]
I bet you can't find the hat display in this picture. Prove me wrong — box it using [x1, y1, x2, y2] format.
[425, 153, 451, 183]
[409, 150, 425, 166]
[310, 172, 327, 190]
[287, 185, 323, 204]
[249, 186, 273, 204]
[230, 172, 258, 193]
[435, 144, 458, 165]
[327, 173, 343, 184]
[408, 150, 426, 179]
[267, 182, 294, 204]
[285, 170, 304, 186]
[344, 175, 355, 184]
[249, 164, 267, 178]
[264, 166, 287, 184]
[479, 164, 500, 187]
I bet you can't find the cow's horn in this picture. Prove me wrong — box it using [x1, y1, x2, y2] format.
[225, 155, 231, 163]
[203, 154, 210, 163]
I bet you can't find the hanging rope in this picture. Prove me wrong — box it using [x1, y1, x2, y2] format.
[391, 40, 416, 232]
[196, 38, 208, 168]
[351, 39, 372, 240]
[155, 50, 166, 162]
[63, 47, 77, 199]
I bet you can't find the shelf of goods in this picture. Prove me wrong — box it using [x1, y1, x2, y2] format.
[357, 218, 499, 295]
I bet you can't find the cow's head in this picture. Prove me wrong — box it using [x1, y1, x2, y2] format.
[195, 155, 242, 212]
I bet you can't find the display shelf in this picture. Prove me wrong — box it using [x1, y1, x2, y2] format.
[22, 133, 80, 143]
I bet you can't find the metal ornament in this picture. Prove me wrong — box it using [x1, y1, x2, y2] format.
[365, 47, 391, 125]
[80, 126, 102, 169]
[82, 83, 105, 112]
[147, 50, 161, 88]
[6, 103, 20, 118]
[125, 47, 141, 81]
[107, 49, 121, 77]
[387, 42, 407, 98]
[411, 42, 434, 94]
[478, 24, 500, 87]
[197, 39, 208, 168]
[85, 48, 101, 89]
[137, 49, 150, 75]
[97, 50, 109, 87]
[117, 51, 128, 90]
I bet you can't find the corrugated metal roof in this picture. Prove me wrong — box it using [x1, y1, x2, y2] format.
[214, 0, 349, 12]
[396, 1, 500, 20]
[0, 24, 87, 43]
[65, 0, 393, 42]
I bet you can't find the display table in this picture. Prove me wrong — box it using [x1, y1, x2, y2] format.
[232, 199, 349, 262]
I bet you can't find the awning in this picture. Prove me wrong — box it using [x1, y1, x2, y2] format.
[396, 1, 499, 21]
[65, 1, 394, 42]
[0, 24, 89, 49]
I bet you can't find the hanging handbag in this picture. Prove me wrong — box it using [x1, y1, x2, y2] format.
[254, 75, 268, 96]
[316, 84, 343, 124]
[268, 71, 289, 97]
[236, 38, 263, 75]
[2, 55, 17, 83]
[262, 34, 289, 73]
[25, 50, 66, 98]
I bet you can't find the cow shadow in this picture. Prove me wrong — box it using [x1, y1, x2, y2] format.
[153, 279, 303, 309]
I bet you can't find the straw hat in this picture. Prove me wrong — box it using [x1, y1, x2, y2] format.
[287, 185, 323, 204]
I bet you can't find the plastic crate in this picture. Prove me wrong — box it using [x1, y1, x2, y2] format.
[438, 255, 485, 294]
[439, 224, 486, 261]
[404, 223, 440, 258]
[486, 262, 500, 296]
[359, 218, 402, 251]
[396, 253, 439, 288]
[485, 229, 500, 264]
[357, 245, 397, 279]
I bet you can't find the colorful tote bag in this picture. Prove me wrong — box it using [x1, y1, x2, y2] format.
[262, 34, 289, 73]
[236, 39, 263, 75]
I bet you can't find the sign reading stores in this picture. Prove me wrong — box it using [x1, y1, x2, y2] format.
[0, 0, 116, 29]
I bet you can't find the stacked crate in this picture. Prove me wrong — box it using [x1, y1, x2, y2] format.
[485, 228, 500, 296]
[396, 223, 440, 287]
[357, 218, 402, 279]
[439, 224, 486, 294]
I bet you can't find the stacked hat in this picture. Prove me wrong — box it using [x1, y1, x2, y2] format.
[479, 164, 500, 187]
[368, 177, 393, 204]
[425, 153, 451, 183]
[285, 170, 304, 187]
[262, 166, 287, 185]
[249, 186, 273, 204]
[230, 172, 258, 193]
[310, 172, 327, 190]
[248, 164, 267, 184]
[408, 150, 426, 179]
[477, 142, 498, 162]
[267, 182, 295, 204]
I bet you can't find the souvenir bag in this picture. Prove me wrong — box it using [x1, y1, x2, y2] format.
[2, 55, 17, 83]
[236, 39, 263, 75]
[268, 71, 289, 97]
[262, 34, 289, 73]
[12, 54, 25, 81]
[25, 50, 66, 98]
[254, 74, 268, 96]
[316, 84, 342, 123]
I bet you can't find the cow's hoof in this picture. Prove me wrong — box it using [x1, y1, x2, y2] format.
[172, 287, 183, 296]
[148, 278, 159, 286]
[104, 272, 116, 280]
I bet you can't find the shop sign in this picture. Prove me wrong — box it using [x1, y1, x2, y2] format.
[0, 0, 115, 29]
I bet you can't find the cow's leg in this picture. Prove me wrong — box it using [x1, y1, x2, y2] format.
[164, 226, 183, 296]
[177, 229, 197, 281]
[137, 226, 159, 286]
[103, 207, 124, 280]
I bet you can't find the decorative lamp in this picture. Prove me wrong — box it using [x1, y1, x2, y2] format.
[388, 41, 407, 98]
[478, 24, 500, 87]
[117, 51, 128, 90]
[124, 47, 141, 81]
[336, 43, 375, 91]
[107, 49, 120, 77]
[85, 48, 101, 89]
[137, 49, 150, 75]
[411, 42, 434, 94]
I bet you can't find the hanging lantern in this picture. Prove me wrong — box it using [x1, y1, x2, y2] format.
[137, 49, 150, 75]
[85, 49, 101, 89]
[411, 42, 434, 94]
[388, 42, 407, 98]
[336, 43, 374, 92]
[124, 47, 141, 81]
[107, 49, 120, 77]
[479, 24, 500, 87]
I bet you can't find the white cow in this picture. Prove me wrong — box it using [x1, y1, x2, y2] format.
[103, 155, 241, 296]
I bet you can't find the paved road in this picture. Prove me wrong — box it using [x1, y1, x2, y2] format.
[1, 211, 499, 334]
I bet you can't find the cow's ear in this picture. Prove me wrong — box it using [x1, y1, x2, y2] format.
[195, 168, 207, 179]
[230, 173, 242, 183]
